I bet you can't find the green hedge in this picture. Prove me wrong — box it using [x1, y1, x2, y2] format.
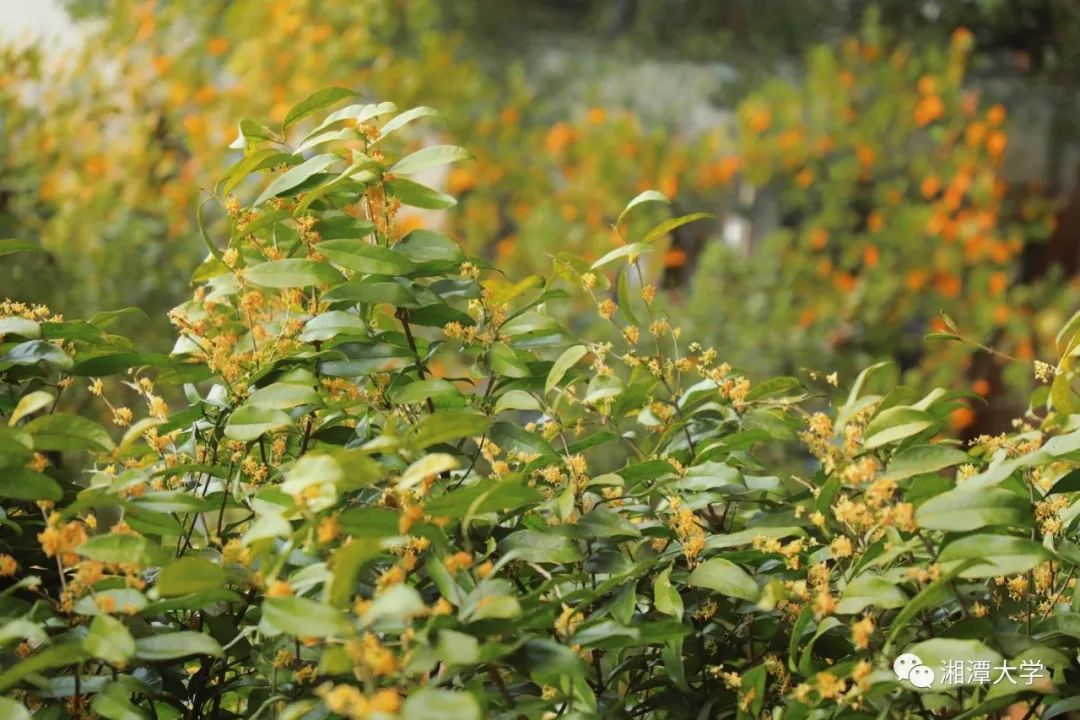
[2, 90, 1080, 720]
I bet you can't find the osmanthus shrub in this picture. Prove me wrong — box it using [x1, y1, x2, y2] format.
[687, 17, 1067, 408]
[3, 91, 1080, 720]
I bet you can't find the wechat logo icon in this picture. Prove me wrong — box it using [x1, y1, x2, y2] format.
[894, 653, 935, 689]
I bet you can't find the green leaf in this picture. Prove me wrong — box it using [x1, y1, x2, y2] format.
[546, 344, 588, 394]
[135, 631, 223, 661]
[253, 153, 339, 206]
[706, 526, 805, 550]
[223, 404, 292, 442]
[92, 681, 149, 720]
[280, 454, 342, 512]
[493, 389, 542, 413]
[424, 475, 540, 518]
[323, 278, 418, 306]
[915, 487, 1030, 531]
[393, 229, 464, 270]
[390, 379, 459, 405]
[220, 147, 286, 196]
[0, 316, 40, 339]
[836, 573, 907, 614]
[318, 239, 415, 274]
[283, 86, 355, 129]
[299, 311, 367, 342]
[0, 698, 31, 720]
[642, 212, 715, 243]
[863, 406, 937, 449]
[402, 689, 481, 720]
[378, 106, 439, 139]
[744, 376, 805, 401]
[686, 558, 759, 601]
[0, 426, 32, 466]
[500, 530, 583, 563]
[590, 241, 654, 270]
[25, 414, 113, 452]
[882, 444, 969, 481]
[0, 238, 46, 257]
[263, 596, 352, 638]
[488, 342, 530, 378]
[156, 558, 227, 597]
[79, 533, 166, 565]
[1, 340, 72, 370]
[938, 534, 1051, 578]
[247, 382, 321, 410]
[389, 177, 457, 209]
[391, 145, 472, 175]
[1051, 372, 1080, 415]
[229, 117, 276, 149]
[617, 189, 669, 226]
[305, 101, 397, 138]
[411, 410, 490, 448]
[84, 615, 135, 666]
[436, 629, 480, 666]
[397, 453, 458, 492]
[489, 420, 558, 458]
[654, 566, 683, 619]
[0, 468, 62, 502]
[0, 643, 87, 692]
[1045, 697, 1080, 719]
[329, 539, 383, 609]
[338, 507, 400, 538]
[244, 259, 344, 288]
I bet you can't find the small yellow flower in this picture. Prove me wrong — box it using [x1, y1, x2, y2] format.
[830, 536, 853, 559]
[851, 616, 874, 650]
[266, 580, 292, 598]
[597, 298, 617, 320]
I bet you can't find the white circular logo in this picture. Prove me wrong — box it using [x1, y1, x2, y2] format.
[892, 653, 922, 680]
[909, 664, 935, 689]
[893, 652, 935, 688]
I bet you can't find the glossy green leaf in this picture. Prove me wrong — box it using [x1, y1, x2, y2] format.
[687, 558, 759, 601]
[391, 144, 472, 175]
[882, 444, 969, 481]
[263, 596, 352, 638]
[389, 177, 457, 209]
[156, 557, 227, 597]
[0, 238, 46, 257]
[25, 414, 113, 452]
[253, 153, 339, 206]
[915, 487, 1030, 531]
[283, 86, 355, 129]
[84, 615, 135, 666]
[135, 631, 223, 661]
[0, 468, 62, 501]
[318, 239, 415, 274]
[224, 404, 293, 441]
[863, 406, 936, 449]
[79, 533, 166, 565]
[641, 212, 715, 243]
[402, 689, 481, 720]
[546, 344, 588, 394]
[244, 258, 345, 288]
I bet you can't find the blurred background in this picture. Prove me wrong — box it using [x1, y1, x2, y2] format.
[3, 0, 1080, 436]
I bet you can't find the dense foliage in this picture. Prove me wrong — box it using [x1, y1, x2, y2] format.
[3, 92, 1080, 720]
[686, 20, 1067, 408]
[4, 6, 1072, 424]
